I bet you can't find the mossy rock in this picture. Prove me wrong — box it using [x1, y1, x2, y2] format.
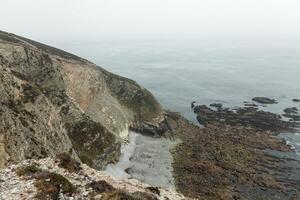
[34, 172, 75, 199]
[102, 190, 158, 200]
[15, 164, 75, 200]
[16, 164, 40, 176]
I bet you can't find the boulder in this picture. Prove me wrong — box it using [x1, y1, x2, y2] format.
[252, 97, 277, 104]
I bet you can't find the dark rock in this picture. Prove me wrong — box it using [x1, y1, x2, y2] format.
[130, 118, 170, 137]
[210, 103, 223, 110]
[194, 104, 295, 133]
[146, 187, 161, 196]
[283, 107, 300, 121]
[293, 99, 300, 102]
[191, 101, 196, 109]
[244, 103, 258, 107]
[86, 180, 114, 193]
[168, 111, 299, 200]
[252, 97, 277, 104]
[194, 105, 214, 114]
[283, 114, 300, 121]
[284, 107, 298, 114]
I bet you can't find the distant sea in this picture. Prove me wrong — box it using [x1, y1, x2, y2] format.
[60, 40, 300, 158]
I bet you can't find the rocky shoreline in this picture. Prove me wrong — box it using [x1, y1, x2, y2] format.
[0, 31, 187, 200]
[169, 98, 300, 199]
[1, 31, 300, 200]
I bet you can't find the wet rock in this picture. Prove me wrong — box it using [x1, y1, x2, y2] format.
[210, 103, 223, 110]
[283, 114, 300, 121]
[194, 104, 294, 132]
[194, 105, 214, 114]
[244, 103, 258, 107]
[169, 101, 300, 200]
[283, 107, 300, 121]
[293, 99, 300, 102]
[252, 97, 277, 104]
[191, 101, 196, 109]
[284, 107, 298, 114]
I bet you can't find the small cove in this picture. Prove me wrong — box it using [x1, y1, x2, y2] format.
[105, 132, 179, 190]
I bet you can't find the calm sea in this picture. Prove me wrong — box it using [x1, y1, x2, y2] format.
[60, 40, 300, 157]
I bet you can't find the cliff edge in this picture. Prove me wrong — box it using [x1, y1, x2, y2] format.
[0, 31, 165, 169]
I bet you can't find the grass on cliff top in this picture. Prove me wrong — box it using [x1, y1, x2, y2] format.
[16, 164, 75, 199]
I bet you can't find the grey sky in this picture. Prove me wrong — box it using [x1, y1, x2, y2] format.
[1, 0, 300, 43]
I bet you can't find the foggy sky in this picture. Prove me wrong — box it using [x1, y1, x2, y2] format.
[1, 0, 300, 44]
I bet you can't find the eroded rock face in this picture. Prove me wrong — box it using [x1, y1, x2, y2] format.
[0, 31, 164, 169]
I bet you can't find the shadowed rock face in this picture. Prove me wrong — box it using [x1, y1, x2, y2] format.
[0, 31, 164, 169]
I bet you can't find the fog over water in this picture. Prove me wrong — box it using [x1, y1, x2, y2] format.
[1, 0, 300, 44]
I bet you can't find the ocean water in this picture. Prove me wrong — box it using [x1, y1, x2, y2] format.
[61, 40, 300, 157]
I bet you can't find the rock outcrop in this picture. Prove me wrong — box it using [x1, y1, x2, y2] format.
[0, 31, 165, 169]
[252, 97, 277, 104]
[0, 157, 185, 200]
[169, 103, 300, 199]
[194, 105, 296, 132]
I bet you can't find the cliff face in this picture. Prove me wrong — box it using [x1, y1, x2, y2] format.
[0, 31, 164, 169]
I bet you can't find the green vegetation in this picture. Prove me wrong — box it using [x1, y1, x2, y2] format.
[34, 172, 75, 199]
[102, 190, 158, 200]
[15, 164, 75, 199]
[16, 164, 40, 176]
[56, 153, 81, 173]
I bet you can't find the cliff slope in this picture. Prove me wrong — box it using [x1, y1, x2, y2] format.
[0, 156, 186, 200]
[0, 31, 165, 169]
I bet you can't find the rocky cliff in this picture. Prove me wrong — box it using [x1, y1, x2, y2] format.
[0, 156, 186, 200]
[0, 31, 165, 170]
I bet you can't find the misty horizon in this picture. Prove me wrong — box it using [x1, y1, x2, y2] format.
[1, 0, 300, 47]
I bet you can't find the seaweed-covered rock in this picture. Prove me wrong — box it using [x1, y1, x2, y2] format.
[284, 107, 298, 114]
[194, 104, 295, 132]
[168, 109, 300, 200]
[252, 97, 277, 104]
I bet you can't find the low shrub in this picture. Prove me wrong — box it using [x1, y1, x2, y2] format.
[56, 153, 81, 172]
[16, 164, 40, 176]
